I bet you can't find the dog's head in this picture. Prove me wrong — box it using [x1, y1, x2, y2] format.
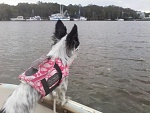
[47, 20, 80, 65]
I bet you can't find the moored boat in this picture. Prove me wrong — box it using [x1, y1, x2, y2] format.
[73, 5, 87, 21]
[49, 5, 70, 21]
[26, 16, 42, 21]
[49, 13, 70, 21]
[115, 18, 124, 21]
[10, 16, 26, 21]
[74, 16, 87, 21]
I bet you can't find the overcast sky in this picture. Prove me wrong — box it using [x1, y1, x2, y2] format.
[0, 0, 150, 12]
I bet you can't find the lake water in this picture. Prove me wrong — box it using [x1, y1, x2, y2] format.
[0, 21, 150, 113]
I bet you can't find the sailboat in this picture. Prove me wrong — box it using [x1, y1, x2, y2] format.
[74, 5, 87, 21]
[26, 10, 42, 21]
[49, 5, 70, 21]
[116, 10, 124, 21]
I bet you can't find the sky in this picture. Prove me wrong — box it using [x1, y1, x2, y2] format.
[0, 0, 150, 13]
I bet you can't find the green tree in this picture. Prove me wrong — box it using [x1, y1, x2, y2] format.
[0, 3, 141, 21]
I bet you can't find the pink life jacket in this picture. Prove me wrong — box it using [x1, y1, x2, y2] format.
[19, 58, 69, 97]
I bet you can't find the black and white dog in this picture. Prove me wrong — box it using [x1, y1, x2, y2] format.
[0, 20, 80, 113]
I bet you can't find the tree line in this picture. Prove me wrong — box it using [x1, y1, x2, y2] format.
[0, 2, 148, 21]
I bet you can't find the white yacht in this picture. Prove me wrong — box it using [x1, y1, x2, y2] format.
[74, 16, 87, 21]
[115, 18, 124, 21]
[26, 16, 42, 21]
[49, 5, 70, 21]
[10, 16, 25, 21]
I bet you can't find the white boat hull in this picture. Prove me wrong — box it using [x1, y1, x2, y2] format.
[10, 16, 25, 21]
[0, 83, 102, 113]
[26, 16, 42, 21]
[49, 17, 70, 21]
[74, 18, 87, 21]
[116, 19, 124, 21]
[10, 18, 26, 21]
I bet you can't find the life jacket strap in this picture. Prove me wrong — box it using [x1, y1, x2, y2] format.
[41, 63, 62, 96]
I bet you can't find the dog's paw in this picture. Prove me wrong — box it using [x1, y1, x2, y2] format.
[60, 96, 71, 106]
[61, 100, 67, 106]
[61, 98, 69, 106]
[40, 98, 44, 103]
[66, 96, 71, 100]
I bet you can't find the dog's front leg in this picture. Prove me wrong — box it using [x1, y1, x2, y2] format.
[58, 77, 69, 106]
[49, 91, 57, 113]
[53, 98, 56, 113]
[59, 90, 67, 106]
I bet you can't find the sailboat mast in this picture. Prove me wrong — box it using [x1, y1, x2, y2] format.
[78, 7, 80, 19]
[122, 10, 124, 18]
[78, 4, 81, 19]
[59, 4, 64, 14]
[59, 4, 61, 13]
[62, 5, 63, 14]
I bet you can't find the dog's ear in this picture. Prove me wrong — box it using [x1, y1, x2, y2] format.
[54, 20, 67, 40]
[66, 24, 79, 49]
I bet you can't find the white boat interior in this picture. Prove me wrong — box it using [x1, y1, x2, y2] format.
[0, 83, 102, 113]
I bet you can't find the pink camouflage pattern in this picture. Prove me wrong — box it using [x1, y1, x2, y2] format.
[19, 58, 69, 97]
